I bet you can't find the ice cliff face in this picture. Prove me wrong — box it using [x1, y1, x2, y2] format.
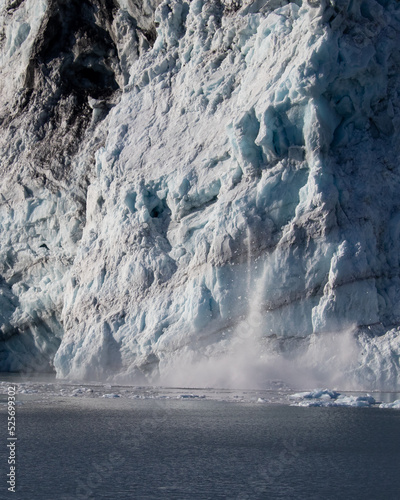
[1, 0, 400, 389]
[0, 0, 162, 371]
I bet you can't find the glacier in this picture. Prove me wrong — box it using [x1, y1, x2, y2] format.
[1, 0, 400, 390]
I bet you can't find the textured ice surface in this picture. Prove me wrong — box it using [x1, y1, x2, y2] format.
[380, 399, 400, 409]
[289, 389, 341, 399]
[289, 388, 378, 407]
[1, 0, 400, 389]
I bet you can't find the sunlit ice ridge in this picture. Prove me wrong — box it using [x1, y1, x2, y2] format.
[0, 0, 400, 391]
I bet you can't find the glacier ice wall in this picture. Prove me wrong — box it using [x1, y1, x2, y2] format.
[1, 0, 400, 389]
[0, 0, 162, 370]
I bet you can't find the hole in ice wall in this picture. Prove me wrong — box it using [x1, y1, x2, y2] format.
[137, 183, 171, 222]
[97, 196, 105, 210]
[150, 205, 162, 218]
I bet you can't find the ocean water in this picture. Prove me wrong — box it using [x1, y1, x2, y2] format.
[1, 384, 400, 500]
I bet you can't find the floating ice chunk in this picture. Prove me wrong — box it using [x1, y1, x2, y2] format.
[177, 394, 205, 399]
[334, 395, 376, 407]
[379, 400, 400, 409]
[71, 388, 86, 396]
[290, 390, 376, 407]
[289, 389, 340, 400]
[291, 391, 376, 408]
[102, 393, 121, 398]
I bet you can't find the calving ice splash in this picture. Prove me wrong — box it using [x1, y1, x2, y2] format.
[0, 0, 400, 390]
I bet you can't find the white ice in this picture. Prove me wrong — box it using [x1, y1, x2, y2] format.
[1, 0, 400, 391]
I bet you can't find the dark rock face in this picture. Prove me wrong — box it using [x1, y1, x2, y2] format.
[19, 0, 120, 181]
[0, 0, 161, 188]
[27, 0, 119, 97]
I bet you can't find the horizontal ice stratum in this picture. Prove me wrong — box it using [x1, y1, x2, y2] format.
[1, 0, 400, 389]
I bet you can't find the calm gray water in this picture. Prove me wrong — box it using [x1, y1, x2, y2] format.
[1, 396, 400, 500]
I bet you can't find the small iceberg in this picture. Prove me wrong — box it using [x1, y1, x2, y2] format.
[289, 389, 340, 400]
[71, 387, 93, 397]
[289, 389, 376, 407]
[379, 399, 400, 409]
